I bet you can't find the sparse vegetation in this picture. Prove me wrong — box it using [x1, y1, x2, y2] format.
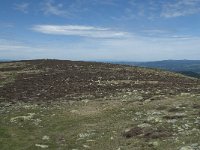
[0, 60, 200, 150]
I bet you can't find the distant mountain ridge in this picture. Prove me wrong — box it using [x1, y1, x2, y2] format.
[109, 60, 200, 78]
[137, 60, 200, 73]
[0, 59, 13, 62]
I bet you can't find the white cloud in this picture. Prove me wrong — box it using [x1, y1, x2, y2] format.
[14, 3, 29, 13]
[1, 33, 200, 61]
[0, 22, 14, 28]
[32, 25, 129, 39]
[161, 0, 200, 18]
[114, 0, 200, 20]
[142, 29, 171, 35]
[0, 39, 51, 59]
[41, 0, 70, 17]
[0, 39, 47, 52]
[91, 0, 118, 6]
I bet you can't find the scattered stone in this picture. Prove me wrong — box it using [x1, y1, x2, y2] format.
[167, 119, 177, 124]
[10, 113, 35, 123]
[83, 145, 90, 148]
[35, 144, 48, 149]
[138, 123, 152, 128]
[148, 141, 159, 147]
[147, 116, 162, 123]
[135, 112, 142, 116]
[180, 93, 191, 96]
[123, 127, 143, 138]
[4, 103, 12, 107]
[86, 140, 96, 142]
[82, 99, 89, 104]
[144, 99, 151, 103]
[70, 110, 79, 114]
[191, 143, 198, 147]
[42, 135, 50, 140]
[177, 127, 184, 132]
[68, 100, 75, 105]
[137, 96, 143, 101]
[179, 146, 194, 150]
[79, 132, 95, 139]
[79, 133, 91, 138]
[33, 118, 42, 125]
[151, 111, 162, 115]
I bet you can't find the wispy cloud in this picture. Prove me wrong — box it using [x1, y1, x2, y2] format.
[41, 0, 70, 17]
[0, 39, 34, 51]
[161, 0, 200, 18]
[0, 39, 53, 60]
[40, 0, 121, 18]
[14, 3, 29, 13]
[114, 0, 200, 20]
[91, 0, 118, 6]
[0, 22, 14, 28]
[1, 31, 200, 61]
[32, 25, 129, 39]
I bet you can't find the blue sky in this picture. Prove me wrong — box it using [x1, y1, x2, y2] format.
[1, 0, 200, 61]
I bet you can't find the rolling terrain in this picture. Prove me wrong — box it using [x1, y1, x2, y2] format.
[0, 59, 200, 150]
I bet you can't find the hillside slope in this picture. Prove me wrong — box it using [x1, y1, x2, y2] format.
[0, 59, 199, 102]
[0, 60, 200, 150]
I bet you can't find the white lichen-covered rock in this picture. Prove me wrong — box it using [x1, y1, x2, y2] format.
[167, 119, 177, 124]
[138, 123, 152, 128]
[10, 113, 35, 123]
[175, 113, 186, 116]
[79, 133, 91, 138]
[35, 144, 48, 149]
[42, 135, 50, 140]
[70, 110, 79, 114]
[149, 141, 159, 147]
[83, 145, 90, 148]
[180, 93, 191, 96]
[135, 112, 142, 116]
[179, 146, 194, 150]
[33, 118, 42, 125]
[78, 131, 95, 139]
[191, 143, 198, 147]
[82, 99, 89, 104]
[147, 116, 162, 123]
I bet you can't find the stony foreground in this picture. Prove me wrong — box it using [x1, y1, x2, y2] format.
[0, 60, 200, 149]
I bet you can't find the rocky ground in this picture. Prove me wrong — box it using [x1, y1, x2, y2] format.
[0, 59, 200, 150]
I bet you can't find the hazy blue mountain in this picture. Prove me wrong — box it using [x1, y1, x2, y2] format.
[109, 60, 200, 78]
[0, 59, 13, 62]
[137, 60, 200, 73]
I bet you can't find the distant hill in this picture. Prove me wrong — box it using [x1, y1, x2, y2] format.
[177, 71, 200, 78]
[110, 60, 200, 78]
[0, 59, 13, 62]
